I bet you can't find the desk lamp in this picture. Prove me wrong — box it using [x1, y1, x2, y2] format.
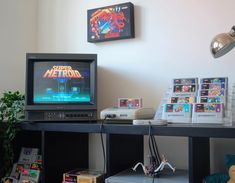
[210, 26, 235, 58]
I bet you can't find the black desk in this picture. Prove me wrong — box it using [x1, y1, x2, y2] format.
[18, 122, 235, 183]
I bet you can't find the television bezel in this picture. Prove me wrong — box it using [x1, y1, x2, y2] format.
[25, 53, 97, 111]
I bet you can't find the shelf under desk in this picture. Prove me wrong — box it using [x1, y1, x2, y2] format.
[105, 169, 188, 183]
[17, 121, 235, 183]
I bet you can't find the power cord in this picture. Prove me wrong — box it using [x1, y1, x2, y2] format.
[99, 117, 106, 174]
[99, 114, 116, 174]
[104, 114, 116, 119]
[148, 122, 161, 182]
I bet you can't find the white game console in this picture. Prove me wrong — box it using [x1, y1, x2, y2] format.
[100, 107, 155, 120]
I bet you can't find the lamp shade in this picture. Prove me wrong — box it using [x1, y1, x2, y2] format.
[210, 26, 235, 58]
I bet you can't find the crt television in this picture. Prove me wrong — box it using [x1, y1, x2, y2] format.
[25, 53, 97, 121]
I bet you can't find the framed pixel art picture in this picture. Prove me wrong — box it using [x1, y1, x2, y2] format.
[87, 2, 135, 43]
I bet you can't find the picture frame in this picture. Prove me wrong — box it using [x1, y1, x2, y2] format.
[87, 2, 135, 43]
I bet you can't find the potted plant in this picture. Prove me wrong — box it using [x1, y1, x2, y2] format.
[0, 91, 24, 179]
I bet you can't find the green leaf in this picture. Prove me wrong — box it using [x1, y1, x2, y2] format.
[0, 90, 25, 177]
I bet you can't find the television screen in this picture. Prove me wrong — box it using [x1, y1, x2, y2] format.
[33, 62, 91, 103]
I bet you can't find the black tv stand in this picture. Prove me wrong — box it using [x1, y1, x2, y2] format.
[11, 122, 235, 183]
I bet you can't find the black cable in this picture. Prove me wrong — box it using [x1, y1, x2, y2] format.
[152, 175, 155, 183]
[148, 124, 154, 158]
[149, 122, 161, 165]
[148, 124, 154, 163]
[148, 122, 162, 179]
[151, 135, 161, 165]
[150, 135, 159, 165]
[149, 123, 159, 166]
[152, 135, 161, 164]
[148, 122, 157, 177]
[100, 119, 106, 174]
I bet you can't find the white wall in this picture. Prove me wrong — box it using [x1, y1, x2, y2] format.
[37, 0, 235, 173]
[0, 0, 38, 92]
[0, 0, 231, 173]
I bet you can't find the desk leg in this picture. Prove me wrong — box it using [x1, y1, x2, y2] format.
[188, 137, 210, 183]
[41, 131, 45, 183]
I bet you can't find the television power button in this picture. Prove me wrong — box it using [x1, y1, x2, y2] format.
[59, 112, 65, 119]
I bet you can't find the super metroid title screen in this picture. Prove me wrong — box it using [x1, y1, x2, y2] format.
[33, 62, 91, 103]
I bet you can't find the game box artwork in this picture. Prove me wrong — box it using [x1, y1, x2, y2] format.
[87, 2, 135, 42]
[33, 62, 91, 103]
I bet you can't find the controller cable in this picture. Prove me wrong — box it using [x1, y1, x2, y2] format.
[100, 117, 106, 174]
[99, 114, 116, 174]
[148, 122, 161, 183]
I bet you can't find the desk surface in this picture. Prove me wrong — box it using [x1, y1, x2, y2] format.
[19, 121, 235, 138]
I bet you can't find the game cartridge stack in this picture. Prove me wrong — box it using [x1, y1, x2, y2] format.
[63, 169, 104, 183]
[192, 77, 228, 124]
[162, 78, 198, 123]
[3, 147, 42, 183]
